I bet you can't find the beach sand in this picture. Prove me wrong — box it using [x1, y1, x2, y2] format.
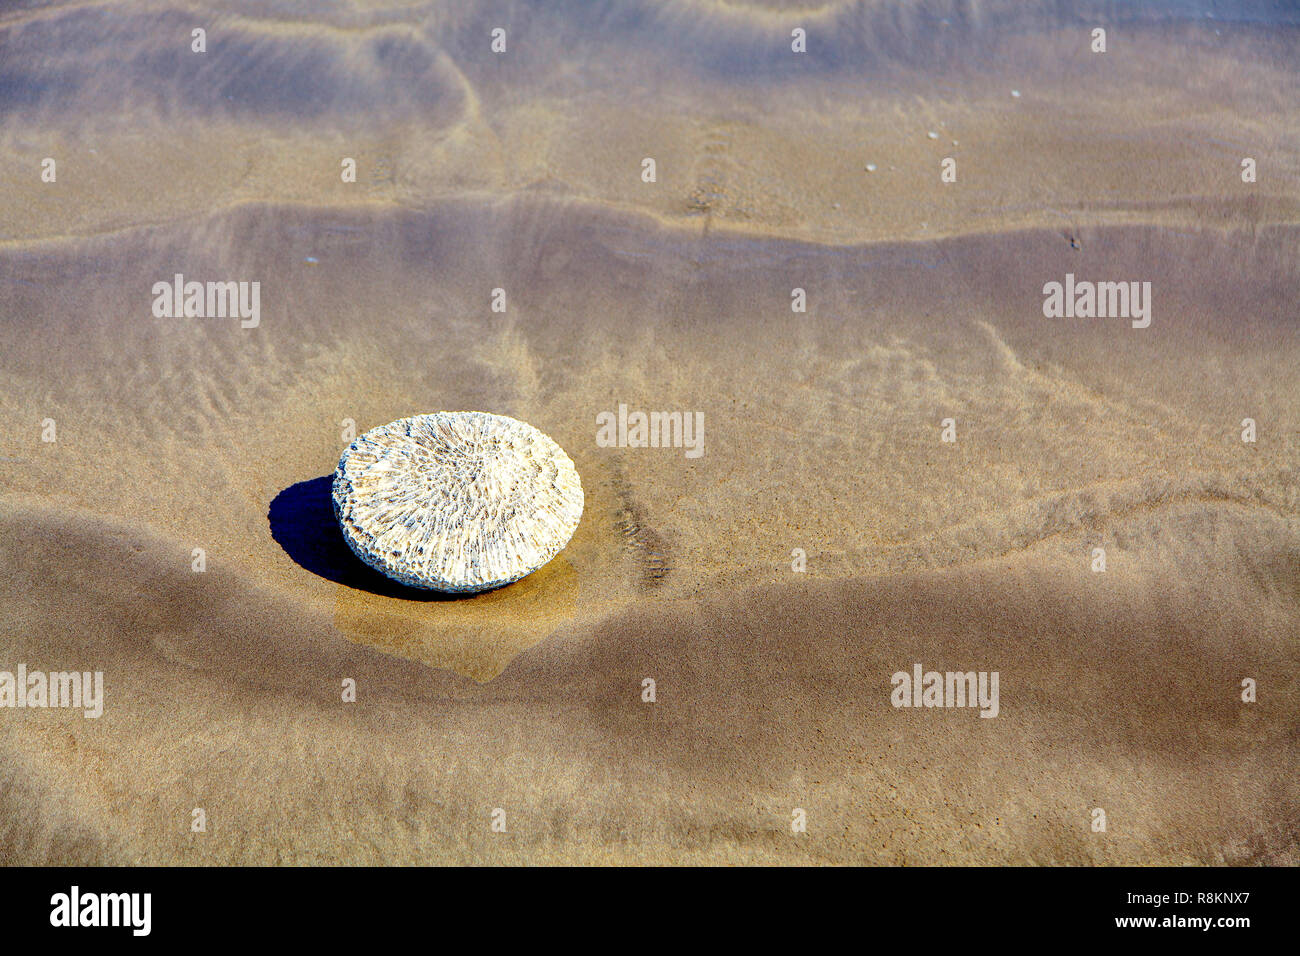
[0, 0, 1296, 864]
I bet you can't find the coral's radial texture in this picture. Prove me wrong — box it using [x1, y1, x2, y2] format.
[332, 412, 584, 592]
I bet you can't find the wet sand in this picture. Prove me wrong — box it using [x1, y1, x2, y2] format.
[0, 0, 1297, 864]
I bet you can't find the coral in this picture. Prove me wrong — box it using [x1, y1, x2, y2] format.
[333, 412, 583, 592]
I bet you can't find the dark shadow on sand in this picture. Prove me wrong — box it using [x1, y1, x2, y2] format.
[268, 475, 462, 601]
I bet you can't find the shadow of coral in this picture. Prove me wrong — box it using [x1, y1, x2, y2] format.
[268, 475, 462, 601]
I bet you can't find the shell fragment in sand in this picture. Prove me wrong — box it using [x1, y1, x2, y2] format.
[332, 411, 583, 592]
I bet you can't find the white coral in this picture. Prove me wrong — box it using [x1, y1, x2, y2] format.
[332, 412, 583, 592]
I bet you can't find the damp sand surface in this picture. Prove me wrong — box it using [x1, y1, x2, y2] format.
[0, 1, 1297, 864]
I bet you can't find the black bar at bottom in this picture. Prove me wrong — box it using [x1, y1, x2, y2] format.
[0, 865, 1286, 942]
